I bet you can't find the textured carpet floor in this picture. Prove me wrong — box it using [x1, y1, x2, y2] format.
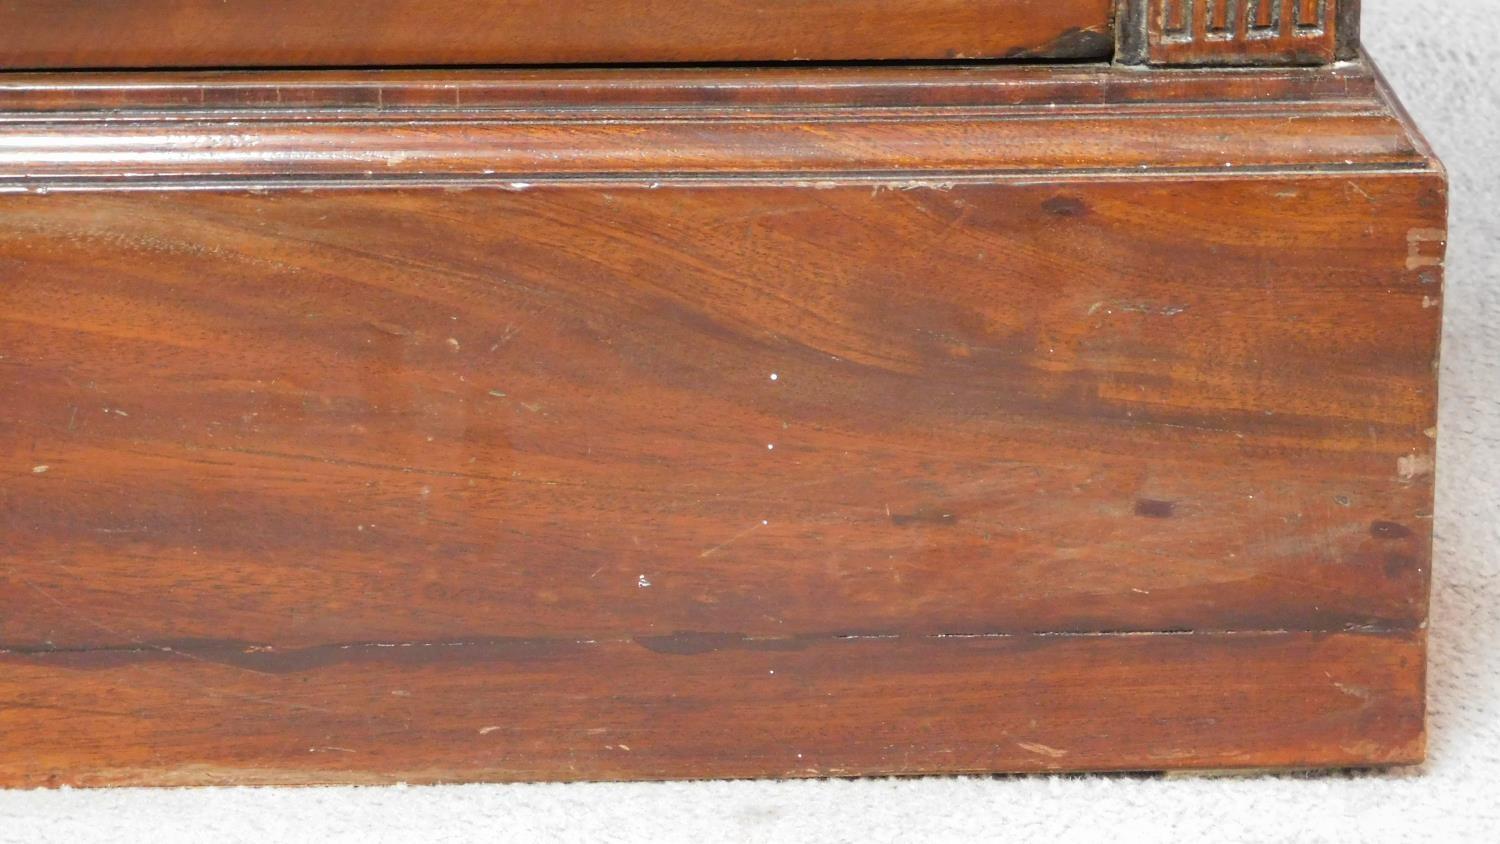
[2, 1, 1495, 840]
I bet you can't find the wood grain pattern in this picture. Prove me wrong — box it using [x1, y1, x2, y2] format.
[0, 0, 1114, 69]
[0, 176, 1442, 647]
[0, 62, 1444, 784]
[1, 631, 1424, 786]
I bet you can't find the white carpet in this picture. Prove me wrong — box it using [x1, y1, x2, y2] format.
[3, 1, 1495, 840]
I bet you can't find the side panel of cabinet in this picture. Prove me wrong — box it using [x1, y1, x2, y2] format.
[0, 169, 1439, 784]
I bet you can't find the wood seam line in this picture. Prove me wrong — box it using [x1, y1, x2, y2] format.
[0, 626, 1423, 659]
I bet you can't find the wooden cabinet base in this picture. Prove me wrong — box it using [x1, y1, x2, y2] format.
[6, 631, 1423, 786]
[0, 60, 1443, 786]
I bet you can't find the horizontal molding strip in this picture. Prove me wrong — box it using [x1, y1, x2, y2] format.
[0, 65, 1420, 187]
[0, 65, 1380, 112]
[0, 112, 1422, 184]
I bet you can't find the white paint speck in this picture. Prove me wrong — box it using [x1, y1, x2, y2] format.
[766, 443, 775, 450]
[447, 338, 461, 350]
[637, 574, 652, 588]
[769, 373, 779, 381]
[32, 465, 49, 474]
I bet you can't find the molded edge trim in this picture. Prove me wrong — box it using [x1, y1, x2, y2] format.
[0, 63, 1434, 190]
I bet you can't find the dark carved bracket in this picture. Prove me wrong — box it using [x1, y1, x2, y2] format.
[1118, 0, 1360, 65]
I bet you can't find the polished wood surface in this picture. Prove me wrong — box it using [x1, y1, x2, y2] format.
[0, 0, 1114, 69]
[0, 62, 1444, 785]
[0, 62, 1382, 111]
[0, 176, 1442, 644]
[4, 632, 1424, 786]
[0, 64, 1424, 185]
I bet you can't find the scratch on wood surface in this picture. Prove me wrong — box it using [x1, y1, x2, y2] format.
[1017, 741, 1068, 758]
[1088, 300, 1188, 317]
[1334, 682, 1374, 704]
[700, 519, 768, 558]
[366, 320, 411, 337]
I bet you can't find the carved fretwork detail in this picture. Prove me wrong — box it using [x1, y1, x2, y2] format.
[1128, 0, 1346, 65]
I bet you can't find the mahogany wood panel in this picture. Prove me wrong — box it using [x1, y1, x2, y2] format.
[0, 631, 1424, 787]
[0, 63, 1443, 784]
[0, 176, 1441, 646]
[0, 0, 1114, 69]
